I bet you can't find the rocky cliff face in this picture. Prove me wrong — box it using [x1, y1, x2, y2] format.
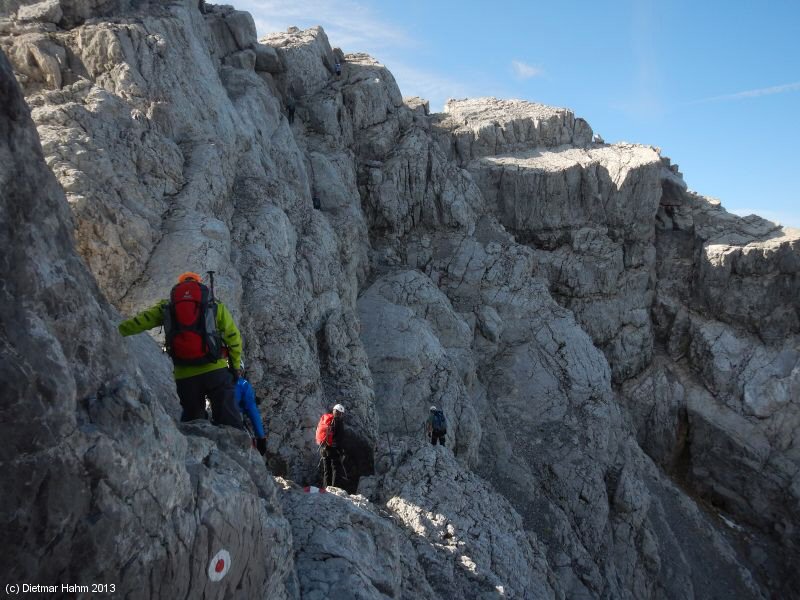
[1, 1, 798, 598]
[0, 45, 296, 598]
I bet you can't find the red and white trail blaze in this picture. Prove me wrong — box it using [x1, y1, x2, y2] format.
[207, 549, 231, 582]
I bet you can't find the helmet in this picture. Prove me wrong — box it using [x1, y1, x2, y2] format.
[430, 406, 437, 411]
[332, 403, 345, 414]
[177, 271, 202, 283]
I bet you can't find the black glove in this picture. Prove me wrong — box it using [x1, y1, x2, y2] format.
[256, 437, 267, 456]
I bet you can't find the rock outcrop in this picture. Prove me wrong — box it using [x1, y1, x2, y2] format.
[0, 47, 296, 599]
[622, 185, 800, 594]
[361, 440, 558, 599]
[278, 480, 436, 600]
[1, 0, 798, 598]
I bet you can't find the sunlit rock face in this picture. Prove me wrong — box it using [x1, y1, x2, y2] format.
[1, 1, 798, 597]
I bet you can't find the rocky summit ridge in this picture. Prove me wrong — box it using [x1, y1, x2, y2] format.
[1, 1, 799, 598]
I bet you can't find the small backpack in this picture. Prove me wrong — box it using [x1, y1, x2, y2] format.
[162, 280, 222, 365]
[431, 409, 447, 433]
[315, 413, 335, 446]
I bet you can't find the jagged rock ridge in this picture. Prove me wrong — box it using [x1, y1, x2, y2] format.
[1, 0, 798, 598]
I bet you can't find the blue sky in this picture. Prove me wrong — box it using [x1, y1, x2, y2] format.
[237, 0, 800, 227]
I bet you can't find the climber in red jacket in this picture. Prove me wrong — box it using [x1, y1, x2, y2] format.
[316, 404, 346, 487]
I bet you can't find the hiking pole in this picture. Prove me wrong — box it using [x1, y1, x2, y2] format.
[385, 432, 394, 467]
[207, 270, 216, 301]
[316, 445, 326, 486]
[243, 418, 256, 450]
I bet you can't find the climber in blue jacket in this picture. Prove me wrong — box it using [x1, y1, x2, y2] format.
[235, 360, 267, 456]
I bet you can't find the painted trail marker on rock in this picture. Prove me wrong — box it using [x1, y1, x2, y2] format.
[208, 549, 231, 582]
[303, 486, 327, 493]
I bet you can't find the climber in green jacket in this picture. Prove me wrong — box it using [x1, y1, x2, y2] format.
[118, 271, 244, 429]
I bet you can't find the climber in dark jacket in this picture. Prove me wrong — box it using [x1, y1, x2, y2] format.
[426, 406, 447, 446]
[235, 360, 267, 455]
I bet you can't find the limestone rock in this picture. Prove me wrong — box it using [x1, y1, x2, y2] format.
[16, 0, 62, 23]
[435, 97, 593, 163]
[404, 95, 429, 116]
[622, 353, 800, 593]
[4, 0, 174, 28]
[697, 230, 800, 341]
[399, 223, 768, 597]
[3, 0, 799, 595]
[358, 270, 481, 464]
[223, 48, 255, 70]
[465, 143, 663, 382]
[223, 8, 257, 50]
[1, 9, 380, 497]
[655, 189, 799, 343]
[260, 26, 336, 97]
[278, 480, 436, 599]
[476, 305, 502, 342]
[254, 42, 283, 73]
[359, 128, 483, 237]
[361, 439, 559, 599]
[0, 47, 295, 599]
[620, 355, 688, 469]
[0, 33, 65, 92]
[627, 181, 800, 591]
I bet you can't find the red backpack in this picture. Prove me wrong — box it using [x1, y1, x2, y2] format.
[315, 413, 335, 446]
[162, 280, 222, 365]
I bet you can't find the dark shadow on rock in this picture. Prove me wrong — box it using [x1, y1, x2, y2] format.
[339, 430, 374, 494]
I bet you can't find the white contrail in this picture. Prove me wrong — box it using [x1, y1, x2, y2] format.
[687, 81, 800, 105]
